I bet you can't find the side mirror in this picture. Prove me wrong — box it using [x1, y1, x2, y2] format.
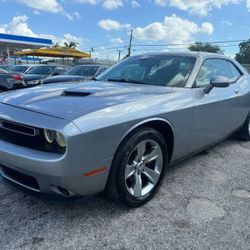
[204, 76, 231, 94]
[52, 72, 59, 76]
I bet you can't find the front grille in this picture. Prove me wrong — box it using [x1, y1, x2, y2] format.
[1, 165, 40, 190]
[0, 120, 65, 154]
[0, 119, 37, 136]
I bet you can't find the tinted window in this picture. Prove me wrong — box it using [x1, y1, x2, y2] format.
[65, 66, 98, 76]
[27, 66, 52, 75]
[54, 66, 66, 75]
[226, 61, 242, 81]
[195, 59, 232, 87]
[10, 65, 29, 73]
[97, 55, 196, 87]
[97, 67, 107, 75]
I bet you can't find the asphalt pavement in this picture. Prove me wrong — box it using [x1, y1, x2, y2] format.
[0, 139, 250, 250]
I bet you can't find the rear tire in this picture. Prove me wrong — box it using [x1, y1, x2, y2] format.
[236, 113, 250, 141]
[106, 127, 168, 207]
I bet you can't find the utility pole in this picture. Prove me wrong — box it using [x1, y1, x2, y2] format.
[117, 50, 122, 61]
[127, 29, 133, 57]
[89, 47, 94, 58]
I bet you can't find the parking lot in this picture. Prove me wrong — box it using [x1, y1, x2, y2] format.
[0, 139, 250, 250]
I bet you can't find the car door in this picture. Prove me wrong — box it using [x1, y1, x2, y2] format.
[189, 58, 247, 153]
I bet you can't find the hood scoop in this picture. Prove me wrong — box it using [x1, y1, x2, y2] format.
[62, 90, 92, 97]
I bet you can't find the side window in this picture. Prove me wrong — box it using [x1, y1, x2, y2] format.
[97, 67, 107, 75]
[195, 59, 232, 87]
[226, 61, 242, 82]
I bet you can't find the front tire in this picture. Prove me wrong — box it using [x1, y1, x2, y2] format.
[236, 113, 250, 141]
[106, 127, 168, 207]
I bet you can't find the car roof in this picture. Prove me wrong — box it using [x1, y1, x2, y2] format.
[73, 64, 105, 67]
[132, 51, 232, 60]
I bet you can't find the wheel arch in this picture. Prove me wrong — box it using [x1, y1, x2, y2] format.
[119, 118, 175, 163]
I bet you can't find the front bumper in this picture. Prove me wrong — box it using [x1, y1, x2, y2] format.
[0, 104, 112, 197]
[0, 136, 112, 197]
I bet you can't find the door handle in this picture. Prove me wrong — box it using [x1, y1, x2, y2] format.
[234, 90, 239, 94]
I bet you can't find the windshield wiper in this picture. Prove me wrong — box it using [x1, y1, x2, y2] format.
[106, 78, 146, 85]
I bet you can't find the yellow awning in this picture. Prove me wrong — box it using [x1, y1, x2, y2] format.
[14, 47, 91, 58]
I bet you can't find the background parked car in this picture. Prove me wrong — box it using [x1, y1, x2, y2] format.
[8, 64, 35, 74]
[0, 65, 13, 71]
[0, 69, 26, 92]
[42, 64, 108, 84]
[23, 65, 68, 86]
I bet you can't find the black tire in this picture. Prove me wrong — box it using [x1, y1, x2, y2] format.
[236, 113, 250, 141]
[106, 127, 168, 207]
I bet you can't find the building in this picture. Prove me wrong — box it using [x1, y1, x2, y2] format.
[0, 33, 52, 65]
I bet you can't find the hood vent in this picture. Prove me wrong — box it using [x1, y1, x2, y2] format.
[62, 90, 91, 97]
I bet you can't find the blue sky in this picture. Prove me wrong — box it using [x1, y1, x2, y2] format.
[0, 0, 250, 59]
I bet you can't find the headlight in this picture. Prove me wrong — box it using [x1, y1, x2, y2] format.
[55, 131, 66, 148]
[43, 129, 55, 143]
[43, 129, 66, 148]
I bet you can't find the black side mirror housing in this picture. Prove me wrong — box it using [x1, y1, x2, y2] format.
[204, 76, 231, 94]
[52, 72, 59, 76]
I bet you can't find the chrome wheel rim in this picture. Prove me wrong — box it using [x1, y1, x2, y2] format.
[124, 139, 163, 198]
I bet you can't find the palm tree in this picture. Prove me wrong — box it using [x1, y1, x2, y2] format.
[53, 42, 60, 48]
[64, 42, 78, 49]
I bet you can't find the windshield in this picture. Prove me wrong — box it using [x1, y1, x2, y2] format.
[10, 65, 29, 73]
[27, 66, 52, 75]
[65, 65, 98, 76]
[97, 55, 196, 87]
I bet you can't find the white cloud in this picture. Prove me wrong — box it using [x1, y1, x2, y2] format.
[1, 15, 34, 37]
[19, 0, 64, 13]
[154, 0, 240, 16]
[98, 19, 131, 30]
[131, 0, 140, 7]
[154, 0, 167, 6]
[201, 22, 214, 34]
[102, 0, 123, 9]
[76, 0, 98, 4]
[63, 11, 81, 21]
[18, 0, 81, 20]
[221, 20, 233, 26]
[247, 0, 250, 10]
[110, 37, 124, 44]
[76, 0, 131, 9]
[0, 15, 86, 48]
[33, 10, 40, 15]
[133, 15, 214, 43]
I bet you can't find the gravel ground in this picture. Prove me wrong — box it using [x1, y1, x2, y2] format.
[0, 139, 250, 250]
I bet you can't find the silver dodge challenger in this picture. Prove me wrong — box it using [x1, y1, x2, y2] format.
[0, 52, 249, 207]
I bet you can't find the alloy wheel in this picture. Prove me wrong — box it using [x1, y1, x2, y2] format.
[124, 139, 163, 198]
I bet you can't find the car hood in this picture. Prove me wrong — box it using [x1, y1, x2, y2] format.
[43, 75, 89, 83]
[0, 81, 175, 121]
[23, 74, 48, 81]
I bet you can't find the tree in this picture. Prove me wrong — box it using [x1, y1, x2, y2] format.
[64, 42, 78, 49]
[53, 42, 60, 48]
[235, 39, 250, 64]
[189, 42, 223, 54]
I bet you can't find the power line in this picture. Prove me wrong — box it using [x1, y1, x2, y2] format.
[83, 38, 250, 58]
[132, 39, 249, 47]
